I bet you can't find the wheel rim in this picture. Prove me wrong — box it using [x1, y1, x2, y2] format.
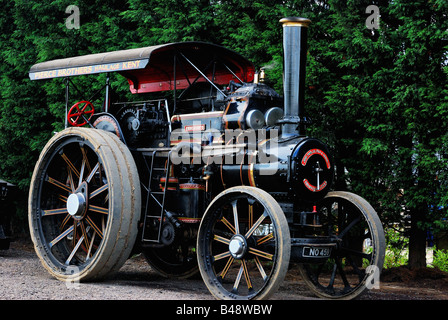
[300, 193, 385, 299]
[36, 137, 109, 270]
[198, 187, 289, 299]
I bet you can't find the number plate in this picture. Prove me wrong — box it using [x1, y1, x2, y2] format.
[302, 246, 332, 258]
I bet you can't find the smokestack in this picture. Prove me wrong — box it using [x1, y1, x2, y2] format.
[279, 17, 311, 137]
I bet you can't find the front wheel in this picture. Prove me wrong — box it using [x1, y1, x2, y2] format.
[29, 128, 141, 282]
[197, 186, 290, 300]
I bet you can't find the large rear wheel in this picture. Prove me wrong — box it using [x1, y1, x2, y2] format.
[29, 127, 141, 282]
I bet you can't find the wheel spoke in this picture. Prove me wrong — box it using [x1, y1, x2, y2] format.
[80, 222, 90, 252]
[248, 203, 253, 228]
[341, 246, 372, 260]
[220, 216, 236, 234]
[60, 214, 71, 231]
[254, 256, 267, 281]
[248, 246, 273, 260]
[219, 256, 234, 280]
[338, 216, 361, 238]
[47, 176, 72, 193]
[312, 263, 324, 282]
[87, 231, 96, 259]
[59, 194, 67, 203]
[85, 216, 103, 238]
[103, 193, 109, 205]
[232, 200, 240, 234]
[89, 184, 108, 199]
[214, 234, 230, 245]
[245, 211, 267, 238]
[42, 207, 67, 216]
[65, 234, 84, 265]
[80, 146, 92, 175]
[85, 162, 100, 183]
[241, 259, 253, 291]
[328, 262, 337, 289]
[256, 232, 274, 245]
[213, 251, 231, 262]
[336, 258, 351, 289]
[69, 168, 78, 193]
[347, 256, 367, 282]
[89, 204, 109, 215]
[72, 220, 78, 248]
[60, 152, 80, 178]
[232, 263, 244, 293]
[49, 224, 74, 248]
[78, 156, 86, 188]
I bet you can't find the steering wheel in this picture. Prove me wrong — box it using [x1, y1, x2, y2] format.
[67, 101, 95, 127]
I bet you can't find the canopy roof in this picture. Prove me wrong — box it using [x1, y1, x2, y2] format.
[29, 42, 255, 94]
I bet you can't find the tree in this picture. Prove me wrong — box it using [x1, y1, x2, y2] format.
[0, 0, 447, 270]
[302, 0, 448, 269]
[0, 0, 138, 189]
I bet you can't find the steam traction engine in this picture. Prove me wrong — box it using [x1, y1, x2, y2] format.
[28, 17, 385, 299]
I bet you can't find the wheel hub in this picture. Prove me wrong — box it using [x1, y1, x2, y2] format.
[229, 234, 247, 259]
[67, 193, 87, 220]
[160, 222, 176, 246]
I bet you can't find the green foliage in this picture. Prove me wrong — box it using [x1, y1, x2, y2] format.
[431, 249, 448, 272]
[0, 0, 447, 267]
[384, 227, 409, 268]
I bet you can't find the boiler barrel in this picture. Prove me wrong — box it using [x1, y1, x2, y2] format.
[219, 136, 304, 193]
[219, 136, 334, 202]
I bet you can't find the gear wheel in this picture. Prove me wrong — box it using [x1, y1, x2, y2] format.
[160, 222, 176, 246]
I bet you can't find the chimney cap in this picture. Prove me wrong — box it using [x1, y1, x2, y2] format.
[279, 17, 311, 28]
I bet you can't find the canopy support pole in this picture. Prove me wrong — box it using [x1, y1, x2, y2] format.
[173, 54, 177, 115]
[64, 77, 69, 129]
[179, 52, 227, 98]
[104, 73, 110, 113]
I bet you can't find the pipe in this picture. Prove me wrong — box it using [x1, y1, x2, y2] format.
[279, 17, 311, 137]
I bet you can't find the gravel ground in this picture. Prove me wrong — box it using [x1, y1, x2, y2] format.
[0, 240, 211, 301]
[1, 238, 447, 302]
